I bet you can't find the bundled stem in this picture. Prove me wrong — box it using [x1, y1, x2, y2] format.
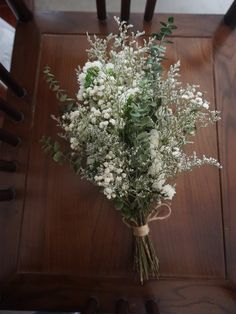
[134, 233, 159, 284]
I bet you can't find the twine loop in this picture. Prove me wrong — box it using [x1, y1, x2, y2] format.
[123, 203, 172, 237]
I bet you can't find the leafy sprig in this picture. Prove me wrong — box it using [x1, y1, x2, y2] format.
[43, 66, 77, 113]
[152, 16, 177, 43]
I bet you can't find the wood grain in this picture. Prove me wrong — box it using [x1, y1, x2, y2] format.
[214, 24, 236, 284]
[17, 34, 224, 279]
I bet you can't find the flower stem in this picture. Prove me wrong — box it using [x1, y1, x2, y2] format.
[134, 234, 159, 284]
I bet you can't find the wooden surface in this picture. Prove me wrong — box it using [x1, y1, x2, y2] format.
[18, 34, 224, 279]
[214, 24, 236, 284]
[0, 12, 236, 313]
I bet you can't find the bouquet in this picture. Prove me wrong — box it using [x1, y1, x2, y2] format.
[42, 17, 221, 284]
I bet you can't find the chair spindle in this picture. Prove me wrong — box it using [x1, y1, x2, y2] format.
[224, 0, 236, 28]
[0, 128, 21, 146]
[96, 0, 106, 20]
[120, 0, 131, 22]
[0, 96, 23, 121]
[0, 160, 17, 172]
[144, 0, 157, 22]
[0, 188, 15, 201]
[0, 63, 26, 98]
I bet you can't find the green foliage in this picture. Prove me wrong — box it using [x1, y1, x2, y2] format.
[43, 66, 77, 113]
[148, 17, 177, 68]
[40, 136, 64, 165]
[152, 16, 177, 42]
[84, 66, 100, 88]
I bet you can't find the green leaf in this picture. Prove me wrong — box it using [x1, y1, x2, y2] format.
[151, 33, 162, 40]
[161, 27, 172, 35]
[54, 141, 60, 152]
[160, 21, 167, 27]
[136, 132, 148, 141]
[53, 151, 63, 163]
[168, 16, 174, 23]
[52, 85, 59, 91]
[114, 199, 124, 210]
[59, 94, 68, 102]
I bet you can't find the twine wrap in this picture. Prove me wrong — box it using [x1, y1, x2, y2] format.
[123, 203, 172, 237]
[132, 224, 150, 237]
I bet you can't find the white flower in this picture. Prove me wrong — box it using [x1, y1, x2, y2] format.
[152, 178, 165, 191]
[109, 119, 116, 125]
[162, 184, 176, 200]
[202, 102, 209, 109]
[103, 112, 110, 119]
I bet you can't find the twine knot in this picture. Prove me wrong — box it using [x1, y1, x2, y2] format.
[123, 203, 172, 237]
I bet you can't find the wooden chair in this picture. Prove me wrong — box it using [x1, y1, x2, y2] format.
[0, 1, 236, 313]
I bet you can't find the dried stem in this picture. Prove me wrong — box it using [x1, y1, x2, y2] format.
[134, 234, 159, 284]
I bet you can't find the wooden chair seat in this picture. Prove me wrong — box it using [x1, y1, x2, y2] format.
[0, 1, 236, 313]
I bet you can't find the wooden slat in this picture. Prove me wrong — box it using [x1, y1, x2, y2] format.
[115, 299, 129, 314]
[0, 63, 26, 98]
[0, 96, 23, 121]
[5, 0, 32, 22]
[96, 0, 106, 20]
[120, 0, 131, 22]
[144, 0, 157, 22]
[224, 0, 236, 28]
[145, 300, 160, 314]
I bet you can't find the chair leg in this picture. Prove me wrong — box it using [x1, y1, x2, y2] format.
[5, 0, 32, 22]
[0, 160, 17, 172]
[224, 0, 236, 28]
